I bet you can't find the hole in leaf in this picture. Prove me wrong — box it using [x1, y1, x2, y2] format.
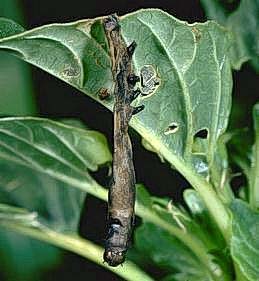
[230, 165, 248, 200]
[194, 129, 208, 139]
[140, 65, 160, 97]
[164, 123, 179, 135]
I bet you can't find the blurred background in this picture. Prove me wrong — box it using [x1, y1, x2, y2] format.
[0, 0, 258, 280]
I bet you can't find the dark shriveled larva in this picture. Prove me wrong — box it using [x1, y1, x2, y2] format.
[103, 14, 144, 267]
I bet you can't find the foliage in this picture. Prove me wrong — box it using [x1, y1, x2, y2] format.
[0, 1, 258, 281]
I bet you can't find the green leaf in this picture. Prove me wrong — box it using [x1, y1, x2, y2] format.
[0, 228, 60, 281]
[0, 117, 106, 216]
[135, 222, 212, 280]
[0, 9, 232, 235]
[201, 0, 259, 71]
[0, 18, 113, 104]
[231, 199, 259, 281]
[122, 10, 233, 172]
[0, 117, 111, 279]
[0, 18, 25, 39]
[135, 185, 232, 281]
[0, 9, 233, 171]
[0, 117, 111, 196]
[0, 161, 86, 232]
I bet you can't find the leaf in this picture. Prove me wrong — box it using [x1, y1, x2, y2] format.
[134, 222, 211, 280]
[0, 18, 25, 39]
[0, 17, 114, 106]
[201, 0, 259, 71]
[231, 199, 259, 281]
[0, 117, 115, 280]
[0, 228, 60, 281]
[0, 117, 111, 196]
[0, 116, 111, 232]
[0, 161, 86, 232]
[122, 10, 234, 173]
[135, 185, 232, 280]
[0, 9, 233, 173]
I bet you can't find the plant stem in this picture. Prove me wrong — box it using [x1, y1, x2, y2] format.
[1, 222, 154, 281]
[132, 122, 231, 242]
[250, 104, 259, 210]
[234, 262, 249, 281]
[180, 165, 231, 241]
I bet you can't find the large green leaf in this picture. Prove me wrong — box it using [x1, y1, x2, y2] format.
[201, 0, 259, 71]
[0, 117, 111, 280]
[231, 200, 259, 281]
[135, 222, 209, 280]
[0, 117, 111, 194]
[0, 161, 86, 232]
[0, 117, 111, 230]
[0, 9, 233, 171]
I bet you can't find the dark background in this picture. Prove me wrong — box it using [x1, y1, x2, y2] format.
[7, 0, 258, 280]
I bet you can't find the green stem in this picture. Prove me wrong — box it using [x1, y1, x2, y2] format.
[234, 262, 249, 281]
[1, 222, 154, 281]
[131, 123, 231, 242]
[250, 104, 259, 210]
[179, 165, 231, 242]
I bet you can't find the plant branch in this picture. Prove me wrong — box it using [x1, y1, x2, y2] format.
[0, 222, 154, 281]
[234, 262, 249, 281]
[249, 104, 259, 210]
